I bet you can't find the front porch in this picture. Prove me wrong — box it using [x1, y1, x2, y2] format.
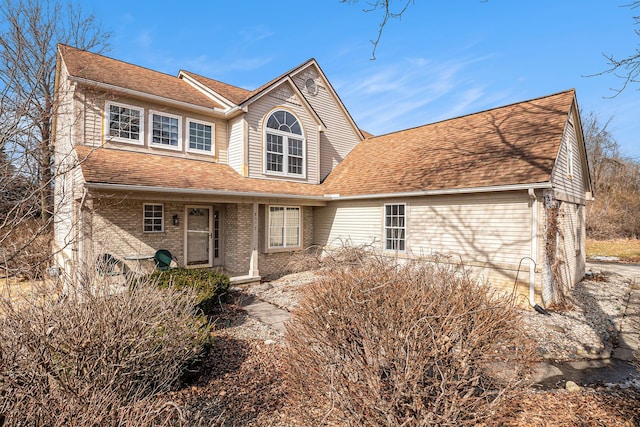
[80, 193, 316, 283]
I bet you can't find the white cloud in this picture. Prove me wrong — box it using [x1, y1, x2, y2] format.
[337, 54, 496, 135]
[238, 26, 275, 47]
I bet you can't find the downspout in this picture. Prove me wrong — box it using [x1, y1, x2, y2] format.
[529, 188, 537, 306]
[528, 188, 550, 315]
[74, 187, 88, 285]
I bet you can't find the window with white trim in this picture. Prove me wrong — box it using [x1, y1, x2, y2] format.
[385, 203, 406, 251]
[149, 110, 181, 150]
[567, 121, 575, 178]
[268, 206, 301, 249]
[187, 118, 214, 154]
[106, 102, 143, 144]
[264, 110, 305, 177]
[143, 204, 164, 233]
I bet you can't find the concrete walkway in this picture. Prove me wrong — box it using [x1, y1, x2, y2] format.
[531, 261, 640, 387]
[239, 294, 290, 334]
[587, 261, 640, 362]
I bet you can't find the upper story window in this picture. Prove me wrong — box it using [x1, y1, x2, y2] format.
[264, 110, 305, 178]
[106, 101, 144, 144]
[566, 121, 575, 179]
[187, 118, 214, 154]
[150, 110, 181, 151]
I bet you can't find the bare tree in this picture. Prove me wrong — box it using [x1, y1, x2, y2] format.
[0, 0, 109, 277]
[583, 111, 640, 238]
[0, 0, 110, 221]
[598, 1, 640, 95]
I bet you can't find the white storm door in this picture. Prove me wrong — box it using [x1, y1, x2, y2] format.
[186, 206, 212, 267]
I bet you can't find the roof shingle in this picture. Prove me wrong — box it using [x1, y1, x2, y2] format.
[322, 90, 576, 197]
[59, 45, 222, 110]
[75, 146, 325, 198]
[179, 71, 252, 105]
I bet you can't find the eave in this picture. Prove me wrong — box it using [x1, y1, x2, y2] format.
[68, 76, 228, 117]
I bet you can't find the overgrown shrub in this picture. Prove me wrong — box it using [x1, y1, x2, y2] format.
[0, 273, 212, 426]
[285, 255, 533, 426]
[150, 268, 230, 314]
[0, 218, 51, 278]
[287, 241, 378, 274]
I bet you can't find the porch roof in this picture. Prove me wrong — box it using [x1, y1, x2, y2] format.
[75, 146, 326, 199]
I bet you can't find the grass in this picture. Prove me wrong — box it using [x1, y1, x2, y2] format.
[0, 276, 58, 308]
[586, 238, 640, 262]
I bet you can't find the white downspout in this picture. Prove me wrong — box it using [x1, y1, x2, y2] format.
[248, 202, 259, 277]
[529, 188, 538, 306]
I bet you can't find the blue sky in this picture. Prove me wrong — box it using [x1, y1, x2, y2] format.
[88, 0, 640, 159]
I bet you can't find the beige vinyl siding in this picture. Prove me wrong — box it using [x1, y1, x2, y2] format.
[290, 66, 362, 180]
[76, 89, 228, 163]
[227, 115, 245, 175]
[556, 201, 585, 287]
[245, 82, 319, 183]
[315, 193, 536, 300]
[551, 107, 585, 203]
[313, 201, 382, 248]
[53, 64, 78, 258]
[408, 193, 532, 266]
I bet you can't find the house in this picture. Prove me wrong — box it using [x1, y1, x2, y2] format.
[53, 44, 593, 306]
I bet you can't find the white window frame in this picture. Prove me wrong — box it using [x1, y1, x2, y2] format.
[267, 206, 302, 250]
[384, 203, 406, 252]
[143, 203, 164, 233]
[105, 101, 144, 145]
[263, 110, 306, 179]
[149, 110, 182, 151]
[186, 118, 215, 155]
[566, 121, 575, 179]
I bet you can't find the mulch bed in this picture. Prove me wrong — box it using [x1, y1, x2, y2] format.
[155, 288, 640, 426]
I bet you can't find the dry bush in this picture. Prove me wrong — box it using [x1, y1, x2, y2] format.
[0, 218, 51, 278]
[0, 272, 212, 426]
[287, 241, 378, 274]
[285, 256, 534, 426]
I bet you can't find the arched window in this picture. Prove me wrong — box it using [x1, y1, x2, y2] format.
[264, 110, 305, 177]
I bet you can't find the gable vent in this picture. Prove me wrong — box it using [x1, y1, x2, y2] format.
[305, 78, 318, 96]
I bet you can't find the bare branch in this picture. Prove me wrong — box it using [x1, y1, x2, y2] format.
[588, 1, 640, 96]
[341, 0, 414, 60]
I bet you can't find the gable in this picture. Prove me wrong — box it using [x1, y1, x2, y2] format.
[550, 102, 592, 204]
[288, 63, 364, 179]
[244, 79, 322, 183]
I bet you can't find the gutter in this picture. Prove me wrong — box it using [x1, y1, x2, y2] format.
[87, 181, 553, 202]
[325, 182, 553, 201]
[68, 76, 227, 116]
[85, 182, 328, 201]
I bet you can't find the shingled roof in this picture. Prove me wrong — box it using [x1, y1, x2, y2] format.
[58, 45, 222, 110]
[322, 90, 576, 197]
[180, 70, 253, 105]
[75, 146, 325, 198]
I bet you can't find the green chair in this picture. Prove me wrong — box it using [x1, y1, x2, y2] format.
[153, 249, 177, 271]
[96, 253, 129, 277]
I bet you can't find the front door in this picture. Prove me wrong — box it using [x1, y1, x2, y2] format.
[185, 206, 223, 267]
[186, 206, 212, 267]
